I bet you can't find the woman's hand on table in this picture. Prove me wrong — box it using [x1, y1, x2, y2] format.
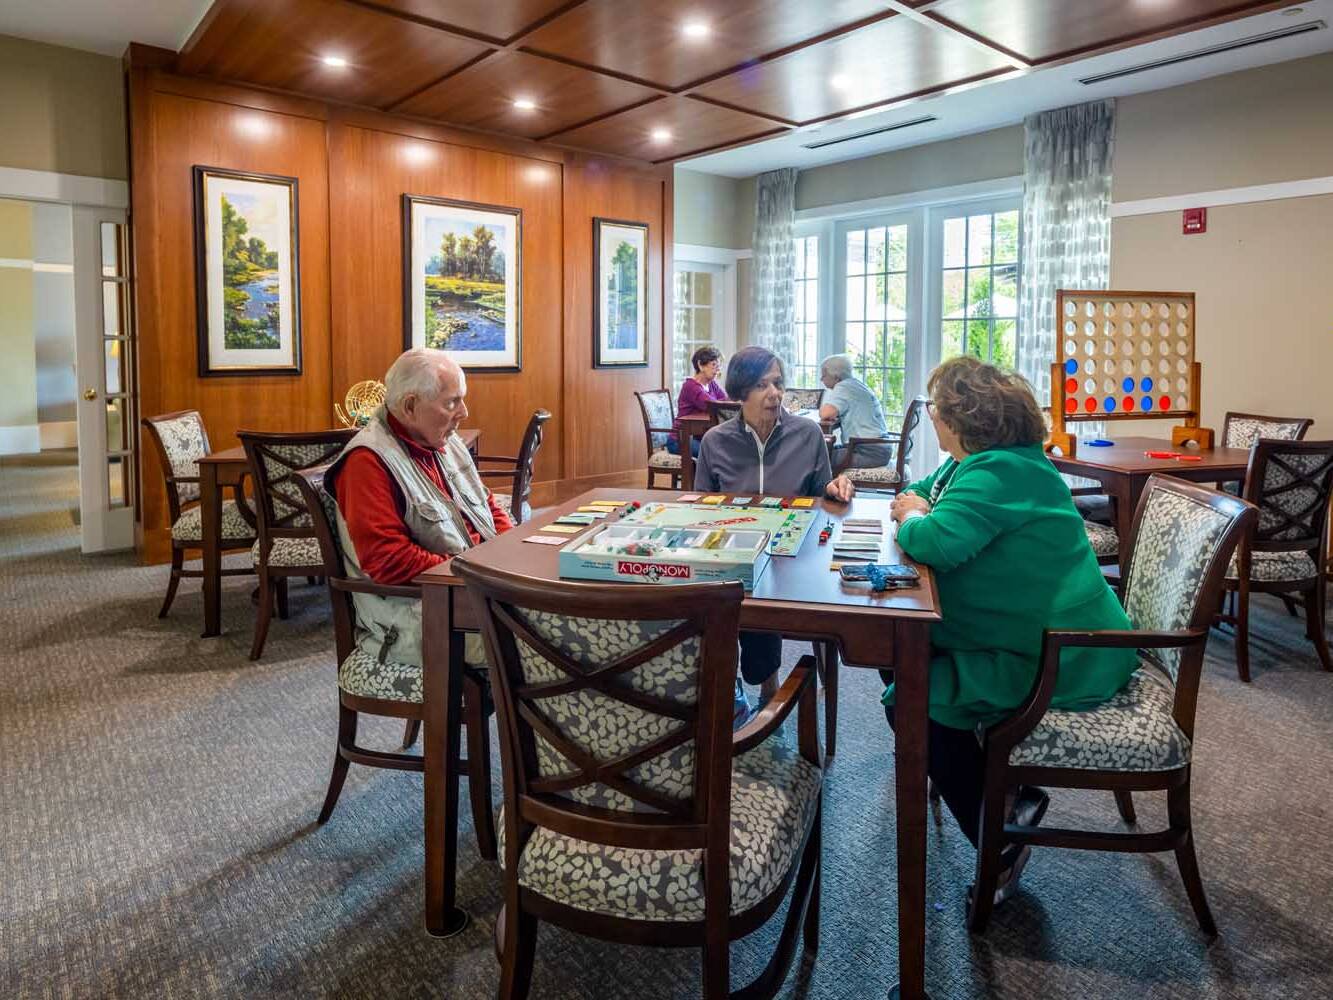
[890, 492, 931, 524]
[825, 475, 855, 503]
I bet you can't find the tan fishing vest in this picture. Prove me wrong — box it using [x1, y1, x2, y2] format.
[327, 407, 495, 666]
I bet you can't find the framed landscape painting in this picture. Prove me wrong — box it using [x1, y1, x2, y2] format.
[192, 167, 301, 376]
[593, 218, 649, 368]
[403, 195, 522, 372]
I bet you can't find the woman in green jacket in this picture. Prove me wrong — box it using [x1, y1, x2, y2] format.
[887, 356, 1136, 906]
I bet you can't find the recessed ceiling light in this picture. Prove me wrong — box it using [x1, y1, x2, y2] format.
[513, 98, 537, 111]
[1281, 5, 1305, 13]
[682, 20, 710, 38]
[651, 128, 672, 142]
[321, 55, 348, 68]
[830, 74, 851, 90]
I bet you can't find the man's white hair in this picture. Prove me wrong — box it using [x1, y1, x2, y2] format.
[821, 354, 853, 382]
[384, 348, 463, 412]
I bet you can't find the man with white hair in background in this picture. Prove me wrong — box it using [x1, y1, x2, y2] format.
[325, 348, 513, 668]
[819, 353, 892, 470]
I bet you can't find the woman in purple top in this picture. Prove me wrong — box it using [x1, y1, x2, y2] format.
[667, 345, 728, 457]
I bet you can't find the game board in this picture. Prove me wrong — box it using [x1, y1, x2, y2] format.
[623, 501, 818, 557]
[1048, 290, 1213, 456]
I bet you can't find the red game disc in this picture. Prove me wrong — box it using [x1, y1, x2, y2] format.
[1159, 396, 1171, 411]
[1122, 396, 1136, 411]
[1065, 377, 1078, 394]
[1084, 397, 1098, 413]
[1064, 398, 1077, 414]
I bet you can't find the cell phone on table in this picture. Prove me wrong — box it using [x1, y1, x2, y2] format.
[839, 563, 919, 583]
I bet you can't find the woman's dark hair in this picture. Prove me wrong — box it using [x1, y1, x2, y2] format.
[724, 346, 785, 402]
[927, 355, 1046, 454]
[691, 345, 722, 373]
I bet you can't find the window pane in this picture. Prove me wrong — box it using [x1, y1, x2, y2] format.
[885, 369, 905, 418]
[965, 319, 990, 359]
[846, 230, 865, 276]
[845, 323, 864, 360]
[887, 225, 908, 272]
[805, 281, 817, 323]
[806, 238, 819, 278]
[104, 339, 123, 395]
[886, 323, 906, 367]
[100, 222, 122, 278]
[884, 274, 907, 321]
[674, 270, 690, 305]
[993, 319, 1017, 370]
[941, 320, 964, 359]
[994, 211, 1019, 264]
[967, 215, 992, 266]
[106, 397, 127, 451]
[692, 272, 713, 306]
[867, 276, 886, 322]
[867, 227, 886, 275]
[967, 269, 992, 318]
[693, 306, 713, 339]
[943, 217, 966, 268]
[109, 456, 127, 508]
[993, 263, 1018, 316]
[845, 276, 865, 321]
[102, 282, 123, 337]
[942, 269, 965, 319]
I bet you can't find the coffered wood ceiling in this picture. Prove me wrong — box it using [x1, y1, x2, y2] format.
[177, 0, 1299, 164]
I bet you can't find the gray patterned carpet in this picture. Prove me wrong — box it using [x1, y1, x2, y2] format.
[2, 455, 1332, 999]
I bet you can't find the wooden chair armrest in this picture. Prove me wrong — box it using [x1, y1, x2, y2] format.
[474, 454, 519, 465]
[330, 578, 422, 600]
[478, 469, 518, 481]
[984, 627, 1209, 753]
[647, 425, 675, 435]
[165, 475, 201, 485]
[733, 655, 817, 755]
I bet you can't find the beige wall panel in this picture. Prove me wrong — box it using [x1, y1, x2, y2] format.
[1114, 52, 1333, 202]
[1110, 194, 1333, 437]
[0, 34, 127, 180]
[673, 168, 746, 248]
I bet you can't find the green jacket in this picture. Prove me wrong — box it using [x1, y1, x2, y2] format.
[885, 443, 1137, 730]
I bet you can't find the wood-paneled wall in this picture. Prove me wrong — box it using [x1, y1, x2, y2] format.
[127, 51, 670, 560]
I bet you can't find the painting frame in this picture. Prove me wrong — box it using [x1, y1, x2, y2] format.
[192, 166, 302, 377]
[402, 194, 523, 373]
[592, 217, 650, 369]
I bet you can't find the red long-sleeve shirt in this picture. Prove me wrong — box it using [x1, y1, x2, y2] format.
[333, 414, 513, 584]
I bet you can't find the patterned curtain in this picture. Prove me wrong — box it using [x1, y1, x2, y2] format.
[1017, 99, 1116, 406]
[749, 168, 799, 363]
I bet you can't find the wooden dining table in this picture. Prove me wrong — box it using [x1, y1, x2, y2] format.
[1048, 434, 1251, 566]
[194, 426, 480, 638]
[677, 409, 838, 492]
[418, 487, 941, 999]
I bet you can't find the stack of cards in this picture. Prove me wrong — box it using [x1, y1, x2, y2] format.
[831, 517, 885, 563]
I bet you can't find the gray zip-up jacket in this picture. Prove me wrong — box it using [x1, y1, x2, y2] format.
[694, 411, 833, 497]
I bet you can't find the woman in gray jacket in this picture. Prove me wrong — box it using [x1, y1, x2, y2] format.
[694, 345, 855, 723]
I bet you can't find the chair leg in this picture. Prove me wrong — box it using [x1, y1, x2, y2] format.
[1168, 779, 1217, 936]
[158, 548, 184, 618]
[401, 719, 421, 750]
[803, 804, 822, 953]
[464, 675, 497, 861]
[275, 577, 290, 620]
[306, 575, 318, 586]
[1234, 582, 1252, 683]
[317, 706, 357, 824]
[250, 567, 274, 661]
[1304, 580, 1332, 671]
[968, 770, 1009, 934]
[1281, 594, 1301, 618]
[819, 641, 838, 758]
[1114, 789, 1137, 825]
[701, 936, 729, 999]
[497, 901, 539, 1000]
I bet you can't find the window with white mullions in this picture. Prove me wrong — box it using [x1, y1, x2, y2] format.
[790, 235, 820, 388]
[938, 206, 1020, 368]
[671, 264, 722, 388]
[843, 222, 909, 418]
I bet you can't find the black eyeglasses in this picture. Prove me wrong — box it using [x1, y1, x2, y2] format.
[925, 399, 937, 415]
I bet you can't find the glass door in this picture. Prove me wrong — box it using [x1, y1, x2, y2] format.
[73, 208, 135, 552]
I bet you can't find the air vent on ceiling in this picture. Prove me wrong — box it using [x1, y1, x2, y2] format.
[801, 115, 937, 150]
[1079, 20, 1325, 85]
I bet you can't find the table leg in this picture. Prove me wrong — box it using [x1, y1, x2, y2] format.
[1112, 476, 1139, 575]
[817, 640, 838, 759]
[680, 426, 696, 492]
[200, 463, 223, 638]
[889, 621, 931, 1000]
[422, 585, 469, 937]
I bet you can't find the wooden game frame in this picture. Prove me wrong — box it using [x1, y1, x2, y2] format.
[1047, 289, 1213, 457]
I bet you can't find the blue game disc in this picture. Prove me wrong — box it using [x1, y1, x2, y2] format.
[1103, 396, 1116, 413]
[1065, 359, 1079, 376]
[1140, 377, 1154, 392]
[1087, 439, 1114, 447]
[1141, 396, 1154, 411]
[1122, 377, 1134, 393]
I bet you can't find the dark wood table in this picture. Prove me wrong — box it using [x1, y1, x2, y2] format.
[677, 410, 837, 491]
[419, 488, 941, 999]
[1049, 435, 1250, 565]
[194, 427, 480, 638]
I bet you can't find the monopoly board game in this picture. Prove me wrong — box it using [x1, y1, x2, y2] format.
[623, 501, 818, 558]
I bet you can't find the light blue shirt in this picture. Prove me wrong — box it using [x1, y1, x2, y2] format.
[826, 376, 888, 444]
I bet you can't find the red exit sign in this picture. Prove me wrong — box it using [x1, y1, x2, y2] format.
[1183, 207, 1207, 234]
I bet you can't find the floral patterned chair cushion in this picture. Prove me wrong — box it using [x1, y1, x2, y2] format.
[1223, 417, 1307, 449]
[1008, 667, 1190, 772]
[649, 449, 682, 470]
[782, 388, 824, 412]
[638, 391, 675, 453]
[251, 536, 323, 568]
[1226, 549, 1319, 583]
[170, 499, 255, 543]
[1083, 520, 1121, 558]
[155, 413, 208, 504]
[499, 738, 822, 921]
[491, 492, 532, 524]
[339, 648, 423, 703]
[844, 465, 902, 486]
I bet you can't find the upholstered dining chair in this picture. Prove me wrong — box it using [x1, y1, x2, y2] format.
[634, 389, 681, 489]
[293, 467, 496, 858]
[238, 429, 356, 660]
[142, 409, 256, 618]
[477, 409, 550, 524]
[1216, 438, 1333, 682]
[968, 476, 1255, 934]
[1222, 411, 1314, 450]
[452, 563, 823, 1000]
[834, 396, 927, 494]
[707, 398, 742, 426]
[782, 387, 825, 412]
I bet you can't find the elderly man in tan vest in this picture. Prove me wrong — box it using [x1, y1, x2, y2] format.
[326, 348, 513, 669]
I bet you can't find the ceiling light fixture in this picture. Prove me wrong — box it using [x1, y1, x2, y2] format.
[1281, 6, 1306, 14]
[651, 128, 673, 142]
[830, 74, 851, 90]
[682, 21, 710, 38]
[321, 55, 348, 68]
[513, 98, 537, 111]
